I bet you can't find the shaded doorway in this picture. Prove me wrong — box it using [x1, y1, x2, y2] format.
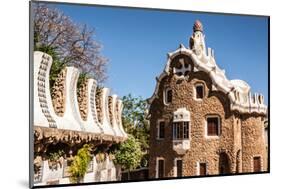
[253, 156, 261, 172]
[157, 159, 165, 178]
[199, 163, 207, 176]
[219, 152, 230, 174]
[176, 159, 183, 177]
[236, 150, 241, 173]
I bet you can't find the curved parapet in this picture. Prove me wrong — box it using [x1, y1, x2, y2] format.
[148, 20, 267, 115]
[117, 99, 128, 139]
[77, 79, 88, 121]
[53, 66, 84, 131]
[110, 95, 125, 138]
[81, 78, 103, 134]
[34, 51, 57, 128]
[34, 51, 128, 141]
[148, 44, 267, 115]
[100, 88, 115, 137]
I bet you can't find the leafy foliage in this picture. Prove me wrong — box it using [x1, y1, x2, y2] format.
[114, 135, 142, 172]
[48, 150, 65, 162]
[121, 94, 150, 168]
[69, 144, 92, 183]
[122, 94, 148, 132]
[33, 3, 108, 85]
[77, 72, 89, 89]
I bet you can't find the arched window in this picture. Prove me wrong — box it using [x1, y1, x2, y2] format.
[164, 88, 172, 105]
[194, 83, 205, 100]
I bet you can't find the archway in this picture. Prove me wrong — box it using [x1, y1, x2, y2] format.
[219, 152, 230, 174]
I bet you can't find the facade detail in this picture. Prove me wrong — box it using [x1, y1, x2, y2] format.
[33, 51, 127, 185]
[148, 20, 267, 178]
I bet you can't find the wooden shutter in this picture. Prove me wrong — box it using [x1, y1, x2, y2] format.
[158, 159, 164, 178]
[207, 117, 219, 136]
[253, 157, 261, 172]
[176, 160, 183, 177]
[199, 163, 206, 176]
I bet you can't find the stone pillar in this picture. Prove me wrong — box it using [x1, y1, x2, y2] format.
[241, 115, 266, 172]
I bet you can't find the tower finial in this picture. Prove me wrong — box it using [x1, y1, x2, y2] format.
[193, 20, 203, 32]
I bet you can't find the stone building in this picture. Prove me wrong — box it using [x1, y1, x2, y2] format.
[264, 110, 269, 171]
[147, 20, 267, 178]
[33, 51, 127, 186]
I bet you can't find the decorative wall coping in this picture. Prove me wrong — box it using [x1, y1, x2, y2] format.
[34, 51, 127, 142]
[34, 126, 122, 145]
[148, 44, 267, 115]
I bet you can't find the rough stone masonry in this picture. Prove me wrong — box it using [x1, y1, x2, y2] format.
[148, 20, 267, 178]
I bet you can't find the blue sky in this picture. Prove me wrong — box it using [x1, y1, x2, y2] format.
[47, 3, 268, 104]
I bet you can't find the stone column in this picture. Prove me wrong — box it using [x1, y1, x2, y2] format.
[241, 115, 266, 172]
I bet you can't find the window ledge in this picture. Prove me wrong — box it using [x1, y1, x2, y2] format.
[172, 139, 190, 142]
[205, 136, 220, 139]
[156, 138, 165, 141]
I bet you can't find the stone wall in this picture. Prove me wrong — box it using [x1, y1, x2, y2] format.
[34, 154, 121, 186]
[95, 88, 103, 124]
[122, 168, 149, 181]
[148, 54, 266, 178]
[241, 115, 267, 172]
[51, 68, 67, 117]
[33, 51, 128, 186]
[108, 96, 113, 126]
[77, 79, 88, 121]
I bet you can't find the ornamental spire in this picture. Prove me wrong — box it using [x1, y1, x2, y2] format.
[189, 20, 207, 60]
[193, 20, 203, 32]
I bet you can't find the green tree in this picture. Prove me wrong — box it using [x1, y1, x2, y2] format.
[69, 144, 92, 183]
[114, 135, 142, 179]
[121, 94, 150, 168]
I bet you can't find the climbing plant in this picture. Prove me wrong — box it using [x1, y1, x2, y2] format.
[69, 144, 92, 183]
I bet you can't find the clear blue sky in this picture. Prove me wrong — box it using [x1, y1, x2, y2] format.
[49, 3, 268, 104]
